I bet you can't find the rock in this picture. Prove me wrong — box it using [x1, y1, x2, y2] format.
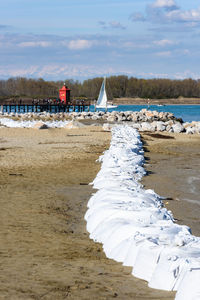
[172, 123, 185, 133]
[70, 112, 78, 117]
[152, 111, 159, 117]
[166, 125, 173, 132]
[156, 121, 166, 132]
[165, 120, 175, 126]
[186, 127, 195, 134]
[116, 115, 123, 122]
[131, 123, 141, 130]
[91, 115, 99, 120]
[141, 122, 156, 132]
[107, 115, 116, 122]
[141, 109, 148, 114]
[146, 111, 155, 118]
[195, 123, 200, 133]
[167, 112, 174, 119]
[110, 111, 117, 115]
[76, 116, 85, 120]
[98, 111, 105, 116]
[33, 122, 49, 129]
[183, 122, 191, 129]
[123, 111, 132, 117]
[126, 115, 132, 121]
[102, 123, 114, 131]
[146, 111, 155, 121]
[131, 113, 138, 122]
[176, 117, 183, 124]
[64, 120, 85, 129]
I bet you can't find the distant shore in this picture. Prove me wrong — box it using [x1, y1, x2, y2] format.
[113, 97, 200, 105]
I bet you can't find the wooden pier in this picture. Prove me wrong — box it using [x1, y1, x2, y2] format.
[0, 99, 91, 114]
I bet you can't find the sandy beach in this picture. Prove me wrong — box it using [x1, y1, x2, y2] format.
[0, 126, 199, 299]
[141, 132, 200, 237]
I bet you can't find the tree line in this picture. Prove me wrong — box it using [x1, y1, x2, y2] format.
[0, 76, 200, 100]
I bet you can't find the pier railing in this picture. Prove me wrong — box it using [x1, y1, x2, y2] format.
[0, 99, 91, 114]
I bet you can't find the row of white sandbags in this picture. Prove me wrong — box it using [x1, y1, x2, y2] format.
[0, 117, 70, 128]
[85, 125, 200, 300]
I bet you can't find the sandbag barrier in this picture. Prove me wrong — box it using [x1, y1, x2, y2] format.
[85, 125, 200, 300]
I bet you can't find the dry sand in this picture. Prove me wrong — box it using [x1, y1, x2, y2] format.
[0, 126, 199, 299]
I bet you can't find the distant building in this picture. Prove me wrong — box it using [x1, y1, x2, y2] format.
[59, 84, 70, 104]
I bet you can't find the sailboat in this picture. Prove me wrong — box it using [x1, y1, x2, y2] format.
[96, 77, 117, 109]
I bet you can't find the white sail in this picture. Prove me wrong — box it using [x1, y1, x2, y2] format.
[96, 77, 118, 109]
[96, 77, 107, 108]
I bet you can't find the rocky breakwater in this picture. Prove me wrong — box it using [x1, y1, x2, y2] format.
[72, 109, 199, 134]
[0, 109, 200, 134]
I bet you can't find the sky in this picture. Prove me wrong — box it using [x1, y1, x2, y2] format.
[0, 0, 200, 81]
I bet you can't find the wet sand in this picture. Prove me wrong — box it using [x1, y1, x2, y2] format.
[141, 132, 200, 237]
[0, 126, 199, 299]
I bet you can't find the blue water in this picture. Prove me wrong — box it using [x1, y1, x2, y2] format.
[3, 104, 200, 122]
[90, 105, 200, 122]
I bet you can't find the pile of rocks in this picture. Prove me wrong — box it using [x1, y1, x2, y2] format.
[183, 121, 200, 134]
[0, 109, 200, 134]
[103, 120, 200, 134]
[0, 109, 180, 123]
[69, 109, 180, 123]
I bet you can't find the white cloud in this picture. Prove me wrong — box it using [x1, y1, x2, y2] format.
[149, 1, 200, 24]
[1, 63, 200, 81]
[153, 39, 175, 46]
[122, 41, 150, 50]
[129, 12, 146, 22]
[68, 39, 92, 50]
[109, 21, 126, 30]
[183, 49, 190, 55]
[156, 50, 172, 57]
[18, 41, 51, 47]
[173, 70, 200, 80]
[0, 65, 39, 77]
[166, 7, 200, 22]
[99, 20, 126, 30]
[152, 0, 178, 10]
[138, 71, 170, 78]
[0, 64, 111, 79]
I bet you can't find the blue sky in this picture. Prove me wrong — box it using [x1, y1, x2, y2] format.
[0, 0, 200, 81]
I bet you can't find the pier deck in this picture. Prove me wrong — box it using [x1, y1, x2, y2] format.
[0, 100, 91, 114]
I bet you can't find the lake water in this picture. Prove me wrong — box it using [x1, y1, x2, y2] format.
[3, 104, 200, 123]
[91, 105, 200, 123]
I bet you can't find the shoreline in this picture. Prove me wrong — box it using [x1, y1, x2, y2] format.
[0, 126, 199, 299]
[113, 98, 200, 105]
[113, 103, 200, 106]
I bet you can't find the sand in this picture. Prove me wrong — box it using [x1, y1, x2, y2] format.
[0, 126, 199, 299]
[141, 132, 200, 237]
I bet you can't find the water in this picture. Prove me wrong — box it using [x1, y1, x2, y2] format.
[3, 104, 200, 123]
[90, 105, 200, 123]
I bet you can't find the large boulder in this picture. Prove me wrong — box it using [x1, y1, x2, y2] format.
[145, 111, 155, 121]
[131, 123, 141, 130]
[107, 115, 116, 122]
[33, 122, 49, 129]
[131, 112, 138, 122]
[156, 121, 166, 132]
[186, 127, 195, 134]
[141, 122, 156, 132]
[172, 123, 185, 133]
